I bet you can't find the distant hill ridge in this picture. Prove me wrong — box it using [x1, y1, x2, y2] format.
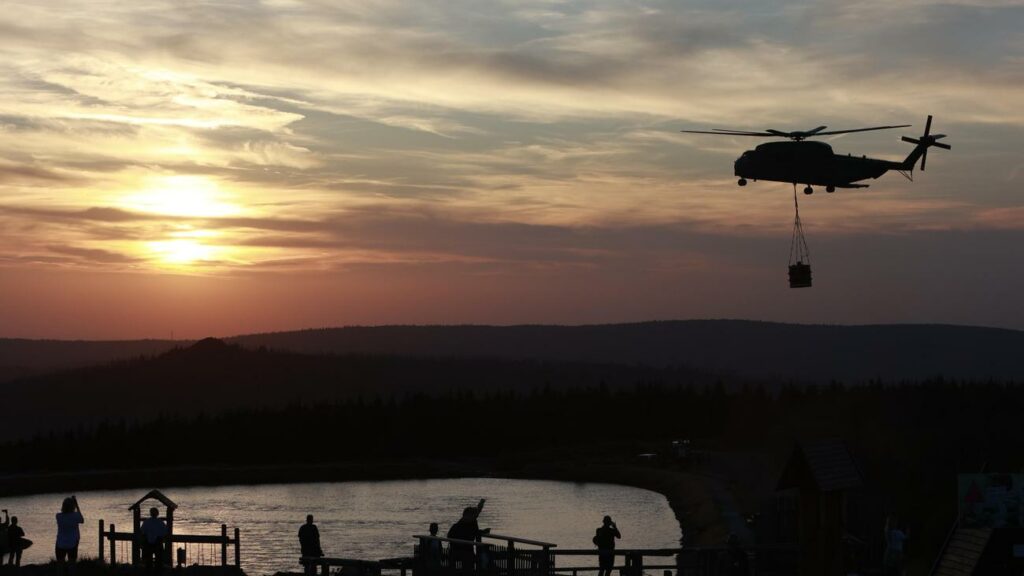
[228, 320, 1024, 383]
[0, 339, 691, 441]
[3, 320, 1022, 384]
[0, 338, 180, 382]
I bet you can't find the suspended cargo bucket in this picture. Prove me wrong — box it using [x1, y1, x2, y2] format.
[788, 186, 813, 289]
[789, 262, 812, 288]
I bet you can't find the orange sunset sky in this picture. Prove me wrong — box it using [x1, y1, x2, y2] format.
[1, 0, 1022, 339]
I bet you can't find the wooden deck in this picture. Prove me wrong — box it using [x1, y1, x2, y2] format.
[931, 528, 992, 576]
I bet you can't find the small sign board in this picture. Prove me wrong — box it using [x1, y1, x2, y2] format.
[959, 473, 1024, 528]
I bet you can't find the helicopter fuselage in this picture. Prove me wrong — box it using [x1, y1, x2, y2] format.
[734, 141, 900, 188]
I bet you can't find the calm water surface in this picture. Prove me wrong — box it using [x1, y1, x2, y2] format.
[2, 479, 681, 574]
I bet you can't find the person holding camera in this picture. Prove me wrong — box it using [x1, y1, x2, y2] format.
[592, 515, 621, 576]
[55, 496, 84, 573]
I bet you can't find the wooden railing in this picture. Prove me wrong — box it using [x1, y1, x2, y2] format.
[301, 532, 796, 576]
[549, 548, 677, 576]
[99, 520, 240, 568]
[409, 540, 795, 576]
[413, 532, 556, 576]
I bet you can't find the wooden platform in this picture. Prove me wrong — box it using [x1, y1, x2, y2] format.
[932, 528, 992, 576]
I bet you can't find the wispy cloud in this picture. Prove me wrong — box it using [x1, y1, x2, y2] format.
[0, 0, 1022, 335]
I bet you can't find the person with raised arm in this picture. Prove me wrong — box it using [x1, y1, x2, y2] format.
[447, 499, 489, 574]
[55, 496, 84, 575]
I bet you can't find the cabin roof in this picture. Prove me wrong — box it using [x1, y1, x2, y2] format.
[129, 489, 177, 511]
[777, 438, 863, 492]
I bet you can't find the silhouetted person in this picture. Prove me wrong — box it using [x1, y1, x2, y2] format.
[423, 522, 443, 574]
[0, 510, 8, 566]
[55, 496, 83, 574]
[141, 507, 168, 573]
[592, 515, 620, 576]
[720, 534, 749, 576]
[7, 516, 32, 567]
[884, 517, 908, 576]
[299, 515, 323, 575]
[447, 499, 488, 574]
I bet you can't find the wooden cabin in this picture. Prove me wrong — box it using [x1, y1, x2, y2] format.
[777, 439, 863, 576]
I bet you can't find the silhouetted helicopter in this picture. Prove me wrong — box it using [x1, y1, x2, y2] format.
[682, 115, 950, 194]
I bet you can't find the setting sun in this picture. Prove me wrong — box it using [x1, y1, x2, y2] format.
[121, 175, 242, 218]
[107, 175, 247, 269]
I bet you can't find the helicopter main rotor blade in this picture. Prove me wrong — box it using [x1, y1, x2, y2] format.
[679, 129, 777, 137]
[813, 124, 912, 136]
[932, 142, 951, 150]
[682, 123, 914, 140]
[711, 129, 780, 135]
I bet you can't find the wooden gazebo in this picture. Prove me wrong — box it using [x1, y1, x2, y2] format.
[100, 489, 240, 569]
[129, 489, 178, 566]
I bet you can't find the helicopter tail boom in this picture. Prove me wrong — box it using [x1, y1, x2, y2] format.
[898, 115, 951, 172]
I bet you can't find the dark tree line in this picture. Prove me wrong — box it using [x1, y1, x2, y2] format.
[3, 377, 1021, 477]
[4, 376, 1024, 572]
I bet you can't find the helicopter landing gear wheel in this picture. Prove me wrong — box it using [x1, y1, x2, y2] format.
[826, 185, 835, 193]
[738, 178, 747, 186]
[803, 185, 813, 195]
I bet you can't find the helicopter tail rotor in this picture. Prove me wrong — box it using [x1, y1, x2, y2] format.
[900, 115, 951, 171]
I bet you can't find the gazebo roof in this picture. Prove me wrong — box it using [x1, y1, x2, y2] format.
[129, 489, 178, 511]
[777, 438, 864, 492]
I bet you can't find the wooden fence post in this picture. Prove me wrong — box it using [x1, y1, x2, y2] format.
[98, 520, 104, 562]
[235, 527, 241, 567]
[109, 523, 117, 566]
[220, 524, 228, 566]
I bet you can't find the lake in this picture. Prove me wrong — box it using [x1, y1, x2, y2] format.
[1, 478, 682, 574]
